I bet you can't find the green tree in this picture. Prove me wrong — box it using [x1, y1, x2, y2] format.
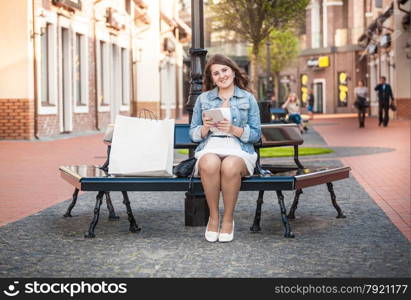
[258, 29, 299, 102]
[210, 0, 309, 94]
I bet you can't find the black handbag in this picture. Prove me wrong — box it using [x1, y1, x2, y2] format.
[390, 102, 397, 111]
[173, 157, 197, 194]
[173, 157, 197, 177]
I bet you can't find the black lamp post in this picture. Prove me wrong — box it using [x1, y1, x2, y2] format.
[184, 0, 208, 227]
[258, 40, 273, 123]
[186, 0, 207, 123]
[266, 40, 273, 100]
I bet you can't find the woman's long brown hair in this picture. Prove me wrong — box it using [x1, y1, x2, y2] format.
[203, 54, 253, 94]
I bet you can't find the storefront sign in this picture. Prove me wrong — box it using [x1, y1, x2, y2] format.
[318, 56, 329, 67]
[307, 56, 329, 68]
[52, 0, 81, 10]
[307, 58, 318, 67]
[300, 74, 309, 104]
[338, 72, 348, 107]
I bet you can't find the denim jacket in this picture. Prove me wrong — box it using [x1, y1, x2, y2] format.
[189, 86, 261, 154]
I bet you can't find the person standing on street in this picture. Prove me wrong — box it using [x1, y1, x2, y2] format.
[354, 80, 369, 128]
[307, 89, 314, 120]
[374, 76, 395, 127]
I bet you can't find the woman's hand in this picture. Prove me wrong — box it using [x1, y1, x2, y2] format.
[202, 113, 215, 129]
[200, 113, 215, 138]
[216, 119, 233, 134]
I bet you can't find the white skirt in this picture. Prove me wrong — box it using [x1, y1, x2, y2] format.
[194, 136, 257, 177]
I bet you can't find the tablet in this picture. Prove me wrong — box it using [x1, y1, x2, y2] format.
[203, 108, 225, 122]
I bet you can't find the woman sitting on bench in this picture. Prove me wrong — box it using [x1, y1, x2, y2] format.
[189, 54, 261, 243]
[282, 92, 305, 133]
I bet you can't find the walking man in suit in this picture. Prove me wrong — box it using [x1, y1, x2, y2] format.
[374, 76, 395, 127]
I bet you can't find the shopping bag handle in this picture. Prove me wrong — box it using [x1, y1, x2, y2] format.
[138, 109, 158, 120]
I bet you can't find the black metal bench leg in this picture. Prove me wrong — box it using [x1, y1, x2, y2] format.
[105, 192, 120, 221]
[293, 145, 304, 169]
[250, 191, 264, 232]
[287, 189, 303, 220]
[326, 182, 346, 218]
[276, 191, 295, 238]
[121, 191, 141, 233]
[64, 188, 79, 217]
[85, 191, 104, 238]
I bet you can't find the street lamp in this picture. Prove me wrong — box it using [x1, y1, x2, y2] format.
[184, 0, 208, 227]
[257, 40, 273, 123]
[186, 0, 207, 124]
[266, 40, 273, 101]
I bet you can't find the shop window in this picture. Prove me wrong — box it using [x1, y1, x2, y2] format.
[73, 32, 88, 107]
[97, 40, 110, 107]
[337, 71, 348, 107]
[40, 23, 57, 106]
[121, 48, 130, 106]
[375, 0, 383, 9]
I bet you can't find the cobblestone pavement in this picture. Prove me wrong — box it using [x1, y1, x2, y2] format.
[0, 126, 409, 278]
[312, 117, 411, 241]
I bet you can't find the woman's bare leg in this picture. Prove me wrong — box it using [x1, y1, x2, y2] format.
[220, 156, 248, 234]
[198, 153, 222, 232]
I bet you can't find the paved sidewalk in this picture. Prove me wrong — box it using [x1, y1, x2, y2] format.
[0, 114, 409, 242]
[0, 133, 106, 226]
[0, 118, 190, 226]
[0, 115, 409, 277]
[310, 115, 410, 241]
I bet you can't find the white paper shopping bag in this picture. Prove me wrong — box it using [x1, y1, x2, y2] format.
[108, 115, 175, 176]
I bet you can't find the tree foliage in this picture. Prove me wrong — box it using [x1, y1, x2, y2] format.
[210, 0, 309, 92]
[259, 29, 299, 74]
[258, 29, 299, 100]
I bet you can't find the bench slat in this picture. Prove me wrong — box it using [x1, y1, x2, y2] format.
[60, 165, 350, 193]
[174, 123, 303, 148]
[78, 176, 295, 192]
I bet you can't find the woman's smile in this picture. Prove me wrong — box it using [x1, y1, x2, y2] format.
[211, 64, 235, 89]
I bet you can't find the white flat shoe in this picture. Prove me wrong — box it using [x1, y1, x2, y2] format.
[218, 221, 234, 243]
[205, 219, 219, 242]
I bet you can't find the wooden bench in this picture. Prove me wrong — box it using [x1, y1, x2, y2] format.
[60, 123, 350, 238]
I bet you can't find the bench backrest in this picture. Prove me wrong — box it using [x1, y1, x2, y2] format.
[100, 122, 305, 171]
[174, 123, 303, 149]
[104, 123, 304, 149]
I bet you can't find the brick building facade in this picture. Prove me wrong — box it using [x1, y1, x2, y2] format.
[279, 0, 410, 118]
[358, 0, 410, 119]
[0, 0, 190, 140]
[279, 0, 367, 113]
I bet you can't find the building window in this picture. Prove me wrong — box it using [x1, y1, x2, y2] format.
[342, 0, 348, 29]
[337, 71, 348, 107]
[37, 13, 58, 115]
[98, 40, 109, 106]
[40, 23, 57, 106]
[375, 0, 383, 9]
[311, 0, 323, 48]
[73, 32, 88, 107]
[111, 43, 119, 108]
[300, 74, 309, 105]
[121, 47, 130, 106]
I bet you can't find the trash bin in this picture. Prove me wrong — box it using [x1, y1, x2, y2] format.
[258, 100, 272, 124]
